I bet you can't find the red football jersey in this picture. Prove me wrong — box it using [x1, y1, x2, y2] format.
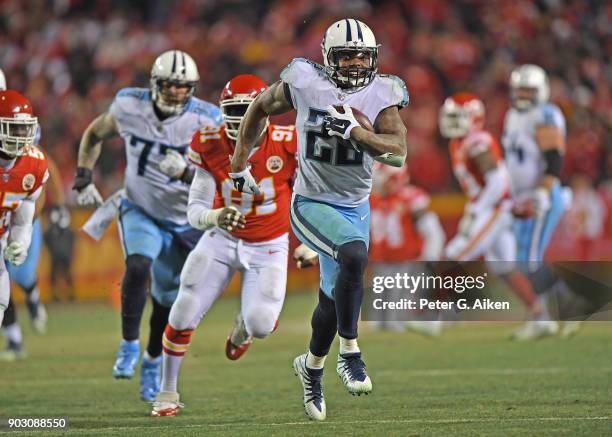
[0, 146, 49, 236]
[369, 185, 429, 263]
[449, 129, 508, 201]
[188, 124, 297, 243]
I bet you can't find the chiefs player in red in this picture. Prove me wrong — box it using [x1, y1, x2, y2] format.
[439, 92, 547, 337]
[0, 90, 48, 326]
[369, 162, 445, 334]
[152, 74, 312, 416]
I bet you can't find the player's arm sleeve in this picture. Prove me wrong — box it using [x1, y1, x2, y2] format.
[535, 104, 565, 178]
[187, 167, 218, 231]
[415, 210, 445, 261]
[9, 186, 43, 249]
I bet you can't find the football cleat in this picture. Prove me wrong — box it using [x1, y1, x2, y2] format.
[560, 321, 582, 339]
[405, 320, 442, 337]
[293, 354, 326, 421]
[337, 352, 372, 396]
[112, 339, 140, 379]
[140, 355, 162, 402]
[225, 312, 253, 361]
[151, 391, 183, 417]
[510, 320, 559, 341]
[0, 341, 26, 362]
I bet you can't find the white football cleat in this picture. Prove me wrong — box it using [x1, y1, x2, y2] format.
[560, 321, 583, 339]
[293, 354, 326, 421]
[510, 320, 559, 341]
[151, 391, 183, 417]
[405, 320, 442, 337]
[337, 352, 372, 396]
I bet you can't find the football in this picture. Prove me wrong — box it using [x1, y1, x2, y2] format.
[333, 105, 375, 132]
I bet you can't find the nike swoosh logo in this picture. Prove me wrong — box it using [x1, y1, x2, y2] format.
[360, 214, 368, 221]
[268, 250, 280, 254]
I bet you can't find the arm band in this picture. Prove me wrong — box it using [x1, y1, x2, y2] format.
[543, 149, 562, 177]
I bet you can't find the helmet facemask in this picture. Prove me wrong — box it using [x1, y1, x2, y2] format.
[326, 47, 378, 90]
[439, 107, 472, 139]
[0, 114, 37, 157]
[220, 99, 251, 141]
[151, 78, 196, 116]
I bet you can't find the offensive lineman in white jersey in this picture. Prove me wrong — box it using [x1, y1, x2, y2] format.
[502, 64, 567, 340]
[73, 50, 222, 400]
[230, 19, 409, 421]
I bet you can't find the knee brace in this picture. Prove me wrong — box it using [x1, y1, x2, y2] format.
[123, 254, 152, 290]
[337, 240, 368, 277]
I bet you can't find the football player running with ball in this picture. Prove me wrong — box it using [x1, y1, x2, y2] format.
[74, 50, 222, 401]
[151, 74, 309, 417]
[230, 19, 409, 421]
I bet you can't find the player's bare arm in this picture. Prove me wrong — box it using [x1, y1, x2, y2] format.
[231, 81, 291, 172]
[472, 149, 497, 175]
[535, 124, 564, 191]
[351, 105, 407, 160]
[77, 112, 118, 169]
[74, 112, 117, 205]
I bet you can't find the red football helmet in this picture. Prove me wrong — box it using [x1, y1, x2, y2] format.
[372, 161, 410, 196]
[0, 90, 38, 157]
[219, 74, 267, 141]
[439, 92, 485, 139]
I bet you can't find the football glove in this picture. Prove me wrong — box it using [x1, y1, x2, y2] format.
[159, 149, 187, 179]
[5, 241, 27, 266]
[200, 206, 246, 232]
[73, 167, 103, 207]
[75, 183, 103, 207]
[458, 203, 477, 236]
[293, 243, 319, 269]
[228, 166, 262, 196]
[323, 104, 360, 140]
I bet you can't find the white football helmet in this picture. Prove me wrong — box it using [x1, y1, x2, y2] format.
[321, 19, 378, 90]
[509, 64, 550, 111]
[150, 50, 199, 116]
[0, 68, 6, 91]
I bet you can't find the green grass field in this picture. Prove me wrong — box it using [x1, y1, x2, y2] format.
[2, 292, 611, 436]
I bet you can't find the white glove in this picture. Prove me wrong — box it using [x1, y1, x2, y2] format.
[228, 166, 262, 196]
[159, 149, 187, 179]
[532, 187, 551, 215]
[5, 241, 27, 266]
[76, 183, 103, 207]
[200, 206, 246, 232]
[458, 203, 476, 236]
[323, 104, 360, 140]
[293, 243, 319, 269]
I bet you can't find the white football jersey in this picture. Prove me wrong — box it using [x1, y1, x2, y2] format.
[109, 88, 222, 224]
[281, 58, 409, 206]
[502, 103, 566, 196]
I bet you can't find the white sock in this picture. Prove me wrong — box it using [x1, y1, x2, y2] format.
[4, 323, 22, 344]
[160, 351, 184, 393]
[339, 336, 360, 354]
[306, 351, 326, 369]
[143, 350, 161, 363]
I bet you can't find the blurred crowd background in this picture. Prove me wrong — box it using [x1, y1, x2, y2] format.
[0, 0, 611, 273]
